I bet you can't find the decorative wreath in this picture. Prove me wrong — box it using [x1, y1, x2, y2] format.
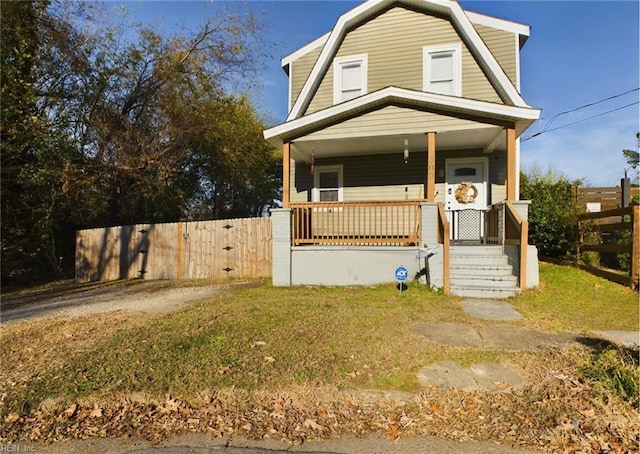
[454, 181, 478, 204]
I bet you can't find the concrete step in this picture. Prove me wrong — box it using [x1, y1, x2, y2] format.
[450, 274, 518, 289]
[449, 254, 509, 266]
[450, 285, 521, 299]
[450, 264, 514, 274]
[450, 246, 503, 256]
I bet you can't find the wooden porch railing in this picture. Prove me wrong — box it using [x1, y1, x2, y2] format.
[290, 200, 422, 246]
[505, 201, 528, 290]
[437, 202, 450, 295]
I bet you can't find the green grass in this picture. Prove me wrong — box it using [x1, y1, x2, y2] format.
[3, 264, 638, 415]
[510, 262, 639, 332]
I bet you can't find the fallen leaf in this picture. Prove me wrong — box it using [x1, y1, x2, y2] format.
[88, 404, 103, 418]
[63, 404, 77, 418]
[264, 356, 275, 363]
[387, 424, 401, 441]
[303, 419, 322, 431]
[578, 409, 595, 418]
[4, 413, 19, 423]
[430, 403, 442, 415]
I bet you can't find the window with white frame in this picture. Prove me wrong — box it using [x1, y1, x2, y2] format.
[313, 165, 343, 202]
[333, 54, 367, 104]
[423, 43, 462, 96]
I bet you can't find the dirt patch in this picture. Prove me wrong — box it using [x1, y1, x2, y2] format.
[1, 280, 256, 323]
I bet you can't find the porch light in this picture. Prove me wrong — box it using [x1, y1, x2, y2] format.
[403, 138, 409, 163]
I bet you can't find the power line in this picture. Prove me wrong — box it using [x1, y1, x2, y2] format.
[522, 101, 639, 142]
[541, 87, 638, 130]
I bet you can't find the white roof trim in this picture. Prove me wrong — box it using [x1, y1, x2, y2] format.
[287, 0, 529, 122]
[465, 11, 530, 38]
[281, 32, 330, 70]
[280, 5, 530, 73]
[265, 86, 540, 141]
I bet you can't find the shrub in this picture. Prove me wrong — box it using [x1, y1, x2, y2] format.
[520, 170, 583, 258]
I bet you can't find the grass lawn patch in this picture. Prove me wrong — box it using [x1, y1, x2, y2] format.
[1, 267, 638, 450]
[511, 262, 639, 332]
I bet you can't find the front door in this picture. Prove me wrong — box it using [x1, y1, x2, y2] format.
[445, 158, 488, 241]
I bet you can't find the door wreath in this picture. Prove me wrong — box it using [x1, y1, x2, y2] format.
[454, 181, 478, 204]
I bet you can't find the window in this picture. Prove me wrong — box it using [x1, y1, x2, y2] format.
[423, 44, 461, 96]
[313, 166, 343, 202]
[333, 54, 367, 104]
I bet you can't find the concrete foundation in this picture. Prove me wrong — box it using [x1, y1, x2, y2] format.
[291, 245, 443, 288]
[505, 244, 539, 289]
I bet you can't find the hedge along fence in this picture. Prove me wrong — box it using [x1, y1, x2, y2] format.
[75, 217, 272, 283]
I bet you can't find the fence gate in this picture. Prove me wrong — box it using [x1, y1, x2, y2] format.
[76, 217, 272, 283]
[447, 209, 486, 244]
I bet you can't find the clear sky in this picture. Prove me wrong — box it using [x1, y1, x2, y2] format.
[124, 0, 639, 186]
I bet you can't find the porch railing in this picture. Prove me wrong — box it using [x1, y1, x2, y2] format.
[290, 200, 422, 246]
[505, 201, 528, 290]
[437, 202, 450, 295]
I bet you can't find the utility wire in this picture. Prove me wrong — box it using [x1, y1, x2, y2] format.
[541, 87, 638, 131]
[522, 100, 639, 142]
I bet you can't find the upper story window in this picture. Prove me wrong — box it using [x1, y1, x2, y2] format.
[423, 43, 462, 96]
[333, 54, 368, 104]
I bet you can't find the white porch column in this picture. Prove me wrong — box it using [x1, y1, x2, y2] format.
[271, 208, 291, 286]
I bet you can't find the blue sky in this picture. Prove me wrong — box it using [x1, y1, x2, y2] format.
[124, 0, 639, 186]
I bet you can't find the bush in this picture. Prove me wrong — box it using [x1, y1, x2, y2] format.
[520, 170, 583, 258]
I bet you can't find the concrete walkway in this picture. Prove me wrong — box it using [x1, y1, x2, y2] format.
[411, 298, 639, 393]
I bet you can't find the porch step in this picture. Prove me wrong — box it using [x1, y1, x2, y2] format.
[450, 273, 518, 289]
[450, 254, 508, 266]
[450, 286, 521, 299]
[450, 245, 503, 255]
[449, 245, 520, 298]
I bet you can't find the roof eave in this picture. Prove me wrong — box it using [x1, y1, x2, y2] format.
[265, 87, 540, 146]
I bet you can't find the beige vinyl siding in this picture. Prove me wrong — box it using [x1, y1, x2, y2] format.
[302, 106, 482, 141]
[289, 149, 507, 204]
[291, 46, 323, 109]
[474, 24, 517, 87]
[304, 6, 502, 115]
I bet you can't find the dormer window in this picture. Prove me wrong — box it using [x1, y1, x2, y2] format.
[423, 43, 462, 96]
[333, 54, 368, 104]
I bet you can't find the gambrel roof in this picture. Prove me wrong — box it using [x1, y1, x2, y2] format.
[286, 0, 532, 122]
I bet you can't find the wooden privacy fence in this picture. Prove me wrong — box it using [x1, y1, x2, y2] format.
[75, 217, 272, 283]
[573, 186, 640, 211]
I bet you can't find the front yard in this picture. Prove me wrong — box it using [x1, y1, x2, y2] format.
[1, 263, 638, 451]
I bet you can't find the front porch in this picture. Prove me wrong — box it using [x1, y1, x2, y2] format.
[272, 200, 538, 296]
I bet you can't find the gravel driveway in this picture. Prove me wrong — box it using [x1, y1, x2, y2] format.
[1, 280, 250, 323]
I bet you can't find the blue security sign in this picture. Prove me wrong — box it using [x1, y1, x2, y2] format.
[395, 265, 408, 282]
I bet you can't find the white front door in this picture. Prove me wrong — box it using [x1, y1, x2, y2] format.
[445, 158, 487, 211]
[445, 158, 488, 241]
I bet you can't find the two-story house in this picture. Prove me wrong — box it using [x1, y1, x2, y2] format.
[264, 0, 541, 297]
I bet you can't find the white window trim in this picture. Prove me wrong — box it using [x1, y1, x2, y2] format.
[423, 43, 462, 96]
[333, 54, 368, 105]
[312, 165, 343, 202]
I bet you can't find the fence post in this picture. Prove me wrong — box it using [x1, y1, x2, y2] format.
[177, 222, 184, 279]
[632, 206, 639, 289]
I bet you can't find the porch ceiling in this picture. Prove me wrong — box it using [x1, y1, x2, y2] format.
[291, 126, 504, 162]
